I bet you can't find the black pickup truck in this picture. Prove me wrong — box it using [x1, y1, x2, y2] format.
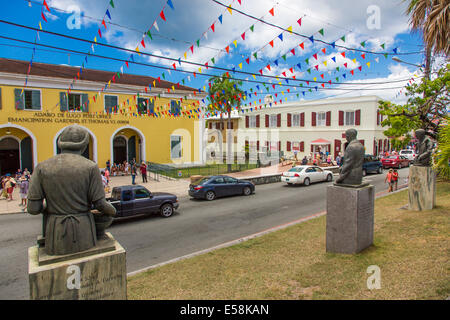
[107, 185, 179, 218]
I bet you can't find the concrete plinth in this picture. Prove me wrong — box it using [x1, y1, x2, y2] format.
[408, 165, 436, 211]
[326, 184, 375, 254]
[29, 233, 126, 300]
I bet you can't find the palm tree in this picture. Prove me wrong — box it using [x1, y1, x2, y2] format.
[208, 74, 244, 172]
[405, 0, 449, 78]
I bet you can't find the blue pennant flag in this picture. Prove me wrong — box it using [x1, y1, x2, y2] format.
[256, 85, 260, 90]
[130, 54, 134, 61]
[218, 15, 223, 24]
[393, 48, 398, 54]
[106, 9, 111, 20]
[278, 33, 283, 41]
[343, 74, 346, 78]
[309, 36, 314, 43]
[296, 63, 301, 69]
[274, 59, 278, 66]
[331, 42, 335, 49]
[167, 0, 174, 10]
[331, 57, 336, 63]
[302, 91, 305, 96]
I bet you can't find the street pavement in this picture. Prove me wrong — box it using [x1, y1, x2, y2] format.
[0, 168, 410, 300]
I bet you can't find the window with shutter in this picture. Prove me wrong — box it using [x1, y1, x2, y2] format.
[300, 141, 304, 152]
[355, 109, 361, 125]
[14, 89, 24, 110]
[256, 115, 260, 128]
[287, 141, 291, 151]
[311, 112, 316, 126]
[170, 100, 181, 115]
[287, 113, 292, 127]
[344, 111, 355, 125]
[339, 111, 344, 126]
[245, 116, 249, 128]
[105, 95, 118, 113]
[277, 114, 281, 127]
[15, 89, 41, 110]
[317, 112, 326, 126]
[326, 111, 331, 126]
[300, 113, 305, 127]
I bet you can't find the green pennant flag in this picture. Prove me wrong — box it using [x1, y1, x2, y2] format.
[110, 0, 115, 8]
[309, 89, 312, 92]
[340, 35, 346, 42]
[158, 94, 161, 98]
[117, 72, 120, 79]
[360, 41, 366, 47]
[336, 67, 340, 71]
[250, 25, 254, 32]
[296, 93, 299, 98]
[318, 28, 324, 36]
[162, 73, 165, 79]
[300, 84, 303, 87]
[307, 68, 311, 74]
[211, 57, 215, 64]
[196, 39, 200, 47]
[380, 43, 385, 49]
[384, 53, 388, 59]
[253, 52, 258, 59]
[182, 79, 185, 84]
[147, 31, 152, 40]
[305, 58, 309, 64]
[282, 54, 287, 61]
[336, 77, 339, 82]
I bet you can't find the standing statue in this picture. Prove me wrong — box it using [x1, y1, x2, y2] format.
[27, 125, 116, 256]
[412, 129, 433, 166]
[335, 129, 365, 186]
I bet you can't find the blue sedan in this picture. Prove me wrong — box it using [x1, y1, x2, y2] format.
[189, 175, 255, 201]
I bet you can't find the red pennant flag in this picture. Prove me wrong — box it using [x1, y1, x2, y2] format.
[321, 48, 326, 54]
[125, 61, 129, 68]
[160, 10, 166, 21]
[282, 72, 286, 77]
[141, 39, 146, 48]
[289, 67, 294, 73]
[299, 43, 305, 50]
[313, 53, 318, 60]
[314, 65, 319, 70]
[241, 32, 245, 40]
[275, 93, 278, 97]
[41, 12, 47, 22]
[344, 62, 348, 68]
[321, 83, 325, 88]
[190, 45, 194, 53]
[297, 18, 302, 26]
[291, 48, 295, 56]
[266, 65, 271, 71]
[350, 70, 354, 75]
[341, 52, 346, 58]
[269, 8, 274, 16]
[358, 66, 362, 71]
[102, 19, 107, 29]
[287, 89, 290, 93]
[328, 80, 332, 85]
[259, 69, 263, 75]
[361, 54, 366, 59]
[172, 63, 176, 70]
[306, 81, 310, 85]
[320, 74, 324, 79]
[43, 0, 50, 12]
[211, 23, 215, 32]
[145, 87, 148, 93]
[272, 84, 276, 89]
[225, 46, 230, 54]
[237, 0, 241, 4]
[269, 40, 274, 47]
[98, 29, 102, 38]
[292, 75, 296, 79]
[193, 72, 196, 78]
[205, 62, 209, 69]
[157, 77, 161, 82]
[226, 72, 230, 77]
[246, 57, 250, 64]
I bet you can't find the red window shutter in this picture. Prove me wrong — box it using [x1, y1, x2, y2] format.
[326, 111, 331, 126]
[209, 122, 212, 129]
[377, 111, 380, 125]
[339, 111, 344, 126]
[256, 115, 260, 128]
[287, 141, 291, 151]
[266, 141, 269, 149]
[355, 109, 361, 125]
[311, 144, 313, 152]
[277, 114, 281, 127]
[257, 141, 260, 151]
[311, 112, 316, 126]
[287, 113, 292, 127]
[300, 141, 304, 152]
[300, 112, 305, 127]
[278, 141, 281, 151]
[359, 139, 365, 146]
[265, 114, 269, 127]
[245, 116, 249, 128]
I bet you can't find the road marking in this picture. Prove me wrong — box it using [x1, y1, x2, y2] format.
[127, 184, 409, 277]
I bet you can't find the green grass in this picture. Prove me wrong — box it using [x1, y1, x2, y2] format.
[154, 163, 259, 179]
[128, 182, 450, 300]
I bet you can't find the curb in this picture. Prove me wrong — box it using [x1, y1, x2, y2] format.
[127, 184, 410, 277]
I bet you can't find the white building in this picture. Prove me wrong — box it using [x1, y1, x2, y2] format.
[236, 95, 392, 160]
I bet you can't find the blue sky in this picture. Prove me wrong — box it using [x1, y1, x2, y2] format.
[0, 0, 431, 106]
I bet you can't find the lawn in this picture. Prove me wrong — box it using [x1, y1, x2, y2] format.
[127, 182, 450, 300]
[152, 163, 259, 179]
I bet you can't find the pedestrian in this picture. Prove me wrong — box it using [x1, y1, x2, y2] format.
[106, 159, 111, 172]
[124, 161, 129, 175]
[140, 161, 148, 183]
[302, 156, 308, 165]
[336, 155, 341, 166]
[101, 171, 108, 193]
[392, 169, 399, 191]
[19, 175, 29, 209]
[385, 169, 394, 193]
[4, 174, 16, 201]
[131, 164, 137, 185]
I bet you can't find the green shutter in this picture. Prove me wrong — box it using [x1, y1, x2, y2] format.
[31, 90, 41, 110]
[60, 92, 68, 111]
[81, 94, 89, 112]
[14, 89, 24, 110]
[148, 98, 155, 113]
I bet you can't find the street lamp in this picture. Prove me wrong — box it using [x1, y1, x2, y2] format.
[392, 57, 424, 69]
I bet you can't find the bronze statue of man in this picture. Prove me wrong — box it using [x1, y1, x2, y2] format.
[335, 128, 365, 186]
[412, 129, 433, 166]
[27, 125, 116, 256]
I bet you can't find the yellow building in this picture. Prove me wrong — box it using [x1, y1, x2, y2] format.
[0, 58, 206, 174]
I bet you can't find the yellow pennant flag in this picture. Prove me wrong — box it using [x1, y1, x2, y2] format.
[153, 80, 156, 87]
[287, 26, 292, 33]
[136, 46, 141, 55]
[252, 74, 256, 79]
[233, 40, 237, 48]
[184, 52, 187, 59]
[39, 22, 42, 30]
[198, 68, 202, 73]
[323, 61, 327, 66]
[366, 62, 371, 68]
[313, 77, 317, 81]
[352, 58, 356, 63]
[172, 85, 175, 91]
[239, 63, 242, 69]
[281, 91, 284, 95]
[108, 80, 111, 87]
[94, 36, 97, 43]
[227, 6, 232, 14]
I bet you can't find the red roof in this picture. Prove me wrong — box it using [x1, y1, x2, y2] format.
[310, 139, 331, 145]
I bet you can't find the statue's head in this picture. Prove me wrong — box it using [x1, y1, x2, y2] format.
[415, 129, 426, 141]
[345, 128, 357, 143]
[57, 125, 90, 155]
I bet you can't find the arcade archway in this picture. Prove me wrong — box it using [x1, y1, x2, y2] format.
[111, 126, 146, 165]
[0, 126, 35, 175]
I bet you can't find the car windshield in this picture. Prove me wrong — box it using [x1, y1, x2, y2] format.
[288, 167, 304, 172]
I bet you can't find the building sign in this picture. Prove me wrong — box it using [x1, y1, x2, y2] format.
[7, 112, 129, 125]
[292, 142, 300, 152]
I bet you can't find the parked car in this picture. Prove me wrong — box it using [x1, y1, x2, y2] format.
[107, 185, 179, 218]
[381, 155, 410, 169]
[399, 149, 416, 161]
[281, 165, 333, 186]
[189, 175, 255, 201]
[362, 154, 383, 176]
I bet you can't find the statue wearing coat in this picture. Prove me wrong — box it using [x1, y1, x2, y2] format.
[335, 129, 365, 187]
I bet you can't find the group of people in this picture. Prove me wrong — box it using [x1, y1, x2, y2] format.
[1, 168, 31, 210]
[298, 152, 339, 167]
[102, 159, 148, 193]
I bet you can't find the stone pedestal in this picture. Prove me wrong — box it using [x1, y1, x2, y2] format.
[29, 233, 126, 300]
[326, 184, 375, 254]
[408, 165, 436, 211]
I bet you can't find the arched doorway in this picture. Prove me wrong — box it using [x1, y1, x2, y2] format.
[0, 138, 20, 175]
[113, 136, 127, 164]
[111, 126, 146, 165]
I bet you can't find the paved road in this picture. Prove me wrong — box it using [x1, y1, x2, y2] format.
[0, 168, 409, 299]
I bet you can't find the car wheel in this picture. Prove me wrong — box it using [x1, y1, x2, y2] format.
[362, 169, 367, 177]
[377, 167, 382, 174]
[205, 191, 216, 201]
[326, 174, 333, 182]
[243, 186, 252, 196]
[287, 183, 293, 186]
[303, 178, 310, 186]
[160, 203, 173, 218]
